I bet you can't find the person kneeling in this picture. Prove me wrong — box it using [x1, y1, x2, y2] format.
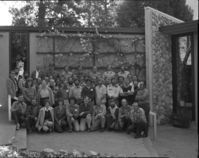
[127, 102, 148, 139]
[54, 99, 67, 133]
[91, 99, 106, 132]
[79, 96, 93, 132]
[25, 98, 42, 134]
[66, 97, 80, 132]
[36, 100, 54, 133]
[106, 99, 120, 131]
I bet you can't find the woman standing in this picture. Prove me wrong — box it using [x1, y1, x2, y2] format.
[66, 97, 80, 132]
[79, 96, 93, 132]
[23, 78, 36, 105]
[36, 100, 54, 133]
[54, 99, 67, 133]
[37, 80, 54, 107]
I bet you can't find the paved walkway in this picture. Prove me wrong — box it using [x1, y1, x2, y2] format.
[28, 131, 151, 157]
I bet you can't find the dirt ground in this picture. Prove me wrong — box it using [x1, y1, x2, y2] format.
[148, 123, 198, 158]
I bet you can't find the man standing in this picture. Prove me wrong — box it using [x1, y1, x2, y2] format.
[25, 98, 42, 133]
[69, 79, 82, 105]
[11, 94, 27, 130]
[95, 78, 107, 105]
[81, 79, 95, 106]
[31, 64, 45, 79]
[46, 63, 60, 80]
[117, 66, 130, 79]
[7, 70, 18, 103]
[61, 65, 73, 80]
[76, 65, 84, 79]
[89, 66, 101, 78]
[107, 78, 121, 106]
[14, 67, 22, 96]
[102, 65, 116, 80]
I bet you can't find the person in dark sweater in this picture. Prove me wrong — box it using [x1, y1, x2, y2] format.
[81, 79, 95, 106]
[79, 96, 93, 132]
[25, 98, 42, 134]
[106, 99, 119, 131]
[54, 99, 67, 133]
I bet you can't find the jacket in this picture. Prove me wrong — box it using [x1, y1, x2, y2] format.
[6, 78, 17, 98]
[31, 70, 45, 79]
[35, 107, 54, 130]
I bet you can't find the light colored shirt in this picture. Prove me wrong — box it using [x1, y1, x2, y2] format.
[36, 70, 40, 78]
[40, 88, 50, 98]
[130, 108, 147, 123]
[118, 71, 130, 79]
[107, 84, 121, 98]
[102, 71, 116, 80]
[69, 86, 82, 99]
[95, 84, 107, 103]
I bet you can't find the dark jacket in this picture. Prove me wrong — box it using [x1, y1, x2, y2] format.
[26, 104, 42, 119]
[79, 103, 93, 118]
[81, 86, 95, 101]
[106, 106, 119, 119]
[31, 70, 45, 79]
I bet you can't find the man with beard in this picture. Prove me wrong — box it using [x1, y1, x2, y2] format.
[67, 77, 74, 90]
[58, 80, 70, 106]
[11, 94, 27, 130]
[69, 79, 82, 105]
[25, 98, 42, 133]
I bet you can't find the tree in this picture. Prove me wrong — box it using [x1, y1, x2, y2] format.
[9, 0, 118, 27]
[116, 0, 194, 28]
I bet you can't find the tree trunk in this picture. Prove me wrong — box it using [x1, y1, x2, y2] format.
[38, 0, 46, 26]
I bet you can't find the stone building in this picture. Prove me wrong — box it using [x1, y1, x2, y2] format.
[0, 7, 198, 127]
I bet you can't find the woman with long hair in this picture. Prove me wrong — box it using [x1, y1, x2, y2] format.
[23, 78, 36, 105]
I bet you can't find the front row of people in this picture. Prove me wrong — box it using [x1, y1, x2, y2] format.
[11, 95, 148, 139]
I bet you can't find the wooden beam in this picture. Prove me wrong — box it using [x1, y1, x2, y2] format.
[55, 66, 146, 70]
[36, 52, 145, 55]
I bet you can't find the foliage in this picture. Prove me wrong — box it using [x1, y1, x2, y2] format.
[116, 0, 194, 28]
[9, 0, 118, 27]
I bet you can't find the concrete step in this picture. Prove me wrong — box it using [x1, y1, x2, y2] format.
[0, 123, 16, 145]
[12, 128, 27, 150]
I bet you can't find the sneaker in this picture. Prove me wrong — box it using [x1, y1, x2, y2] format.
[134, 134, 141, 139]
[100, 128, 105, 133]
[16, 124, 20, 130]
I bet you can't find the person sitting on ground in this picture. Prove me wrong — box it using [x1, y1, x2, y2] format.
[102, 65, 116, 80]
[36, 100, 54, 133]
[135, 81, 150, 126]
[61, 65, 73, 81]
[91, 99, 106, 132]
[23, 78, 36, 105]
[119, 78, 134, 107]
[69, 79, 82, 105]
[127, 102, 148, 139]
[117, 66, 130, 79]
[37, 80, 54, 107]
[66, 97, 80, 132]
[11, 94, 27, 130]
[107, 77, 121, 106]
[118, 99, 132, 131]
[106, 99, 119, 131]
[54, 99, 67, 133]
[79, 96, 93, 132]
[81, 79, 95, 106]
[25, 98, 42, 134]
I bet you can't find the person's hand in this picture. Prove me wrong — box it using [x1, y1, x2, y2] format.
[34, 117, 37, 121]
[58, 120, 62, 126]
[79, 112, 84, 116]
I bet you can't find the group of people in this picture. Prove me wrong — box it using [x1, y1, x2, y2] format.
[7, 63, 150, 139]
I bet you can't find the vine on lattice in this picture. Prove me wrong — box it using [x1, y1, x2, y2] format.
[37, 27, 146, 78]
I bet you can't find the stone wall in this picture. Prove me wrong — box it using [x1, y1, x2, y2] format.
[145, 7, 183, 125]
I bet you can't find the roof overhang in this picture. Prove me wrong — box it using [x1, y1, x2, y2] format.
[159, 20, 198, 35]
[0, 26, 145, 35]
